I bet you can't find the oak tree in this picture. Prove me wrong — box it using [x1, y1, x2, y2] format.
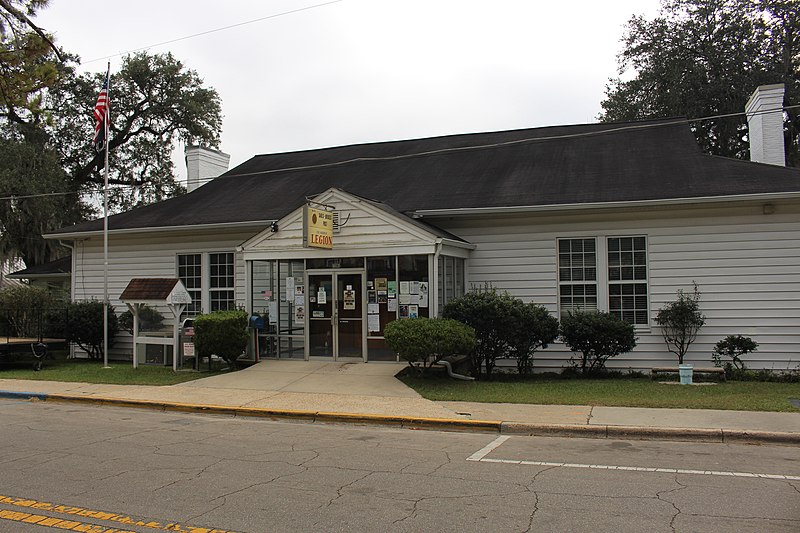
[601, 0, 800, 166]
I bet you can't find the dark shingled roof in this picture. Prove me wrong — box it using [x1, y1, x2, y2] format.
[50, 119, 800, 235]
[120, 278, 179, 301]
[8, 256, 71, 278]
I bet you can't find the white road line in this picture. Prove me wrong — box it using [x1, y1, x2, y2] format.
[466, 436, 800, 480]
[478, 457, 800, 481]
[466, 435, 511, 461]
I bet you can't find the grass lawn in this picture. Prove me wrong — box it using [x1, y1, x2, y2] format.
[400, 373, 800, 412]
[0, 355, 226, 386]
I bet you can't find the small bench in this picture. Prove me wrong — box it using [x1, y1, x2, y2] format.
[651, 366, 726, 382]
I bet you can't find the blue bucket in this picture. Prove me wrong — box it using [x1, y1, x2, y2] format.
[679, 364, 693, 385]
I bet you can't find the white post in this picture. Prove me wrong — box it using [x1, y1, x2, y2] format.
[102, 61, 111, 369]
[169, 303, 185, 371]
[132, 303, 139, 369]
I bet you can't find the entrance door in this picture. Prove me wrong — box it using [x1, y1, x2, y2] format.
[307, 272, 364, 360]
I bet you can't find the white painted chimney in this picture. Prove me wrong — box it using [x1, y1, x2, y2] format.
[184, 145, 231, 192]
[745, 84, 785, 167]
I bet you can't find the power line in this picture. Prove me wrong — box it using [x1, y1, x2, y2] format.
[81, 1, 344, 65]
[1, 104, 798, 203]
[219, 104, 800, 180]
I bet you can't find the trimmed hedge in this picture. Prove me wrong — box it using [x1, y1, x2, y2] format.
[443, 287, 558, 378]
[193, 310, 249, 369]
[559, 311, 637, 375]
[384, 317, 475, 371]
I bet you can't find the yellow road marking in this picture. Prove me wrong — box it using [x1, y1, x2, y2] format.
[0, 495, 236, 533]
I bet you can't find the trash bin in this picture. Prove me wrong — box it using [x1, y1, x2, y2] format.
[679, 364, 693, 385]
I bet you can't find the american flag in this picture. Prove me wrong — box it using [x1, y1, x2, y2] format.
[93, 66, 110, 151]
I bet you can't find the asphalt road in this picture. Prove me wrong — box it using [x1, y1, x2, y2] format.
[0, 399, 798, 533]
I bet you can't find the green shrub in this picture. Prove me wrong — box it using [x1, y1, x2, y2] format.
[193, 310, 249, 369]
[712, 335, 758, 371]
[384, 317, 475, 372]
[559, 311, 637, 375]
[119, 305, 165, 334]
[63, 300, 119, 360]
[508, 302, 559, 375]
[442, 286, 520, 379]
[0, 285, 55, 337]
[655, 283, 705, 364]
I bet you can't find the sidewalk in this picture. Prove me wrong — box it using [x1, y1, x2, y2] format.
[1, 360, 798, 445]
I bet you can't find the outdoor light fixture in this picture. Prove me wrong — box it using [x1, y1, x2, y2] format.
[270, 221, 279, 232]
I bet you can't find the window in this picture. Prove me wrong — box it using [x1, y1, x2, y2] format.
[437, 256, 465, 315]
[178, 254, 202, 316]
[557, 236, 649, 326]
[608, 236, 648, 325]
[209, 252, 235, 311]
[177, 252, 235, 316]
[558, 238, 598, 317]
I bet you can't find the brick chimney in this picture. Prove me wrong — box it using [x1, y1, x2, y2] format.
[745, 84, 785, 166]
[184, 146, 231, 192]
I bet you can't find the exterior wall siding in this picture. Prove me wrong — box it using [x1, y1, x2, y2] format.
[244, 191, 439, 256]
[440, 202, 800, 371]
[72, 229, 257, 359]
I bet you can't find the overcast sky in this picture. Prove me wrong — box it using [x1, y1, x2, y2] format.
[36, 0, 662, 182]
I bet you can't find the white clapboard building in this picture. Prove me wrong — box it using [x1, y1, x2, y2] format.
[47, 85, 800, 371]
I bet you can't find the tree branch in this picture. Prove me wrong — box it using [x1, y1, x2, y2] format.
[0, 0, 63, 61]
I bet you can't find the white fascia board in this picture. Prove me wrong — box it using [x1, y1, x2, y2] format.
[438, 238, 476, 250]
[411, 191, 800, 217]
[43, 220, 273, 240]
[244, 243, 437, 261]
[6, 273, 69, 279]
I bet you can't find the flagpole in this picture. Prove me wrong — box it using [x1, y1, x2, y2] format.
[103, 61, 110, 369]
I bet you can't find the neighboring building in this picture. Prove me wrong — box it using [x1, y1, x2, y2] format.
[0, 258, 25, 290]
[7, 256, 71, 300]
[46, 85, 800, 370]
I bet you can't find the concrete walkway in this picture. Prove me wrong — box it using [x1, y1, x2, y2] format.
[1, 360, 798, 444]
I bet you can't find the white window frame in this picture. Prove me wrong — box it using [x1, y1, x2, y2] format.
[176, 251, 236, 315]
[557, 237, 599, 318]
[556, 235, 650, 329]
[607, 235, 649, 327]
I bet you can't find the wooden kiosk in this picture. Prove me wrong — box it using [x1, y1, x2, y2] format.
[119, 278, 192, 370]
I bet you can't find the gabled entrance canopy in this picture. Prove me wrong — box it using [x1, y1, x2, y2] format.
[240, 188, 474, 260]
[241, 188, 474, 362]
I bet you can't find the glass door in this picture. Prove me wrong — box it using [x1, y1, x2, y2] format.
[336, 272, 363, 359]
[308, 274, 333, 357]
[307, 271, 364, 360]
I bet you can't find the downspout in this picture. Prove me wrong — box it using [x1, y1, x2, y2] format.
[436, 359, 475, 381]
[433, 239, 442, 317]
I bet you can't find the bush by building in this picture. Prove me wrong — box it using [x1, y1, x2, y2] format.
[507, 302, 559, 375]
[655, 283, 705, 364]
[384, 317, 475, 372]
[62, 300, 119, 360]
[559, 310, 637, 375]
[712, 334, 759, 372]
[193, 310, 249, 369]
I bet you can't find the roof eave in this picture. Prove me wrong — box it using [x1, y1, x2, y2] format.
[44, 219, 274, 240]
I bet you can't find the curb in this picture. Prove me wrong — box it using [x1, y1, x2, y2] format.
[2, 390, 798, 445]
[500, 422, 800, 446]
[1, 390, 501, 433]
